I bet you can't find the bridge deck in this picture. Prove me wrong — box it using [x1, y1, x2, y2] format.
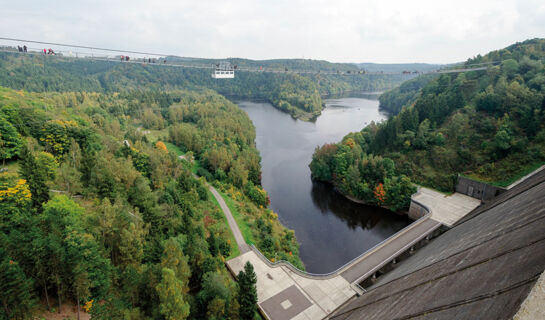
[340, 217, 441, 283]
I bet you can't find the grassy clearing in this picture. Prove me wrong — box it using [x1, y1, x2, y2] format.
[164, 141, 184, 157]
[0, 160, 20, 179]
[217, 190, 255, 245]
[208, 190, 241, 259]
[145, 128, 169, 142]
[191, 159, 202, 175]
[487, 162, 545, 188]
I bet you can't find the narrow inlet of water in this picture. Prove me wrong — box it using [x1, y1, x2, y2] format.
[237, 94, 412, 273]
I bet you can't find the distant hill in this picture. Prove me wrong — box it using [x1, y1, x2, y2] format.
[0, 50, 409, 120]
[378, 74, 438, 114]
[311, 38, 545, 203]
[168, 56, 360, 73]
[355, 63, 442, 73]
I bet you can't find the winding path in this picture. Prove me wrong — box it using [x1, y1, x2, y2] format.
[208, 185, 251, 254]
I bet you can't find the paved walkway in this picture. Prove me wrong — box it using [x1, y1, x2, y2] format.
[208, 185, 250, 254]
[339, 217, 441, 283]
[227, 250, 356, 320]
[226, 213, 442, 320]
[413, 187, 480, 227]
[206, 172, 474, 319]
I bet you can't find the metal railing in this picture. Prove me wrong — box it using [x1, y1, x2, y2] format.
[249, 199, 433, 280]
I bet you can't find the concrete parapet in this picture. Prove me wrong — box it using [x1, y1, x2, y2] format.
[408, 199, 430, 220]
[456, 176, 506, 201]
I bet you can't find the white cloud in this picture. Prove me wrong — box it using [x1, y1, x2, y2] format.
[1, 0, 543, 63]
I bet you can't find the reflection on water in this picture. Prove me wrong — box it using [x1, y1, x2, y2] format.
[311, 181, 395, 231]
[237, 94, 411, 273]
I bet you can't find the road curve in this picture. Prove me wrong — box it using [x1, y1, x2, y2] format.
[208, 185, 250, 254]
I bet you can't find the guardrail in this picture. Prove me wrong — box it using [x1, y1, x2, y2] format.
[249, 198, 434, 280]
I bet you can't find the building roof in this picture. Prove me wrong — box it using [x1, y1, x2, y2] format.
[331, 170, 545, 320]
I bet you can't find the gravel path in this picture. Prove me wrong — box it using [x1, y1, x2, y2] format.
[208, 185, 250, 254]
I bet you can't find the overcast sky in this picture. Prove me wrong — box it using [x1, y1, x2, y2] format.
[1, 0, 544, 63]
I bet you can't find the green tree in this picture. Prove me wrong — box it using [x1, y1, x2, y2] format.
[65, 230, 111, 320]
[18, 145, 50, 209]
[156, 268, 190, 320]
[238, 261, 257, 320]
[0, 116, 22, 165]
[228, 160, 248, 188]
[160, 237, 191, 293]
[0, 248, 36, 320]
[40, 195, 85, 312]
[384, 176, 417, 211]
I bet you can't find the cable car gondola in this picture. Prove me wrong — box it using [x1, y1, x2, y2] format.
[212, 61, 235, 79]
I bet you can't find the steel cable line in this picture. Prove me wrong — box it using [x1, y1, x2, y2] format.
[0, 36, 499, 76]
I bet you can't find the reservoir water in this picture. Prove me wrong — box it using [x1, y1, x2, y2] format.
[237, 93, 411, 273]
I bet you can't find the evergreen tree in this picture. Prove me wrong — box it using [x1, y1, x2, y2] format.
[18, 145, 49, 209]
[237, 261, 257, 320]
[160, 237, 191, 294]
[0, 116, 23, 165]
[0, 248, 36, 320]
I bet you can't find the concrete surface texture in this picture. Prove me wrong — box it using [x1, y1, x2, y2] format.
[413, 187, 480, 226]
[514, 270, 545, 320]
[226, 250, 357, 320]
[330, 174, 545, 320]
[339, 217, 441, 283]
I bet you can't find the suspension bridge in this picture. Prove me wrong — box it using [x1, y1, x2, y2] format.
[0, 37, 497, 77]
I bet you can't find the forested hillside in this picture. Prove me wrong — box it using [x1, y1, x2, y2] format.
[0, 86, 301, 319]
[311, 39, 545, 205]
[355, 63, 441, 73]
[378, 74, 437, 114]
[0, 51, 408, 120]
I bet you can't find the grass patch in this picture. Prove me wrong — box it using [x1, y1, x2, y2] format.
[208, 190, 241, 259]
[191, 159, 202, 175]
[0, 160, 20, 178]
[164, 141, 184, 157]
[145, 128, 169, 142]
[487, 162, 545, 188]
[217, 190, 255, 245]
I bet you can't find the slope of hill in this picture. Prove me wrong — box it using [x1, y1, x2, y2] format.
[0, 51, 408, 120]
[355, 62, 442, 73]
[0, 86, 302, 318]
[378, 74, 437, 114]
[311, 39, 545, 206]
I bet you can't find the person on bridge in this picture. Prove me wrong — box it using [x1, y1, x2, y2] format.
[43, 48, 46, 55]
[17, 46, 22, 52]
[23, 45, 27, 53]
[121, 55, 125, 62]
[125, 56, 130, 62]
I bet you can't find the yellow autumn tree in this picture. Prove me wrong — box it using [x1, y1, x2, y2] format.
[0, 179, 32, 205]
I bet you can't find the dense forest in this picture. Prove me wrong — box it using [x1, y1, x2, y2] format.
[0, 86, 302, 319]
[0, 51, 410, 120]
[378, 74, 437, 114]
[311, 39, 545, 203]
[355, 63, 441, 74]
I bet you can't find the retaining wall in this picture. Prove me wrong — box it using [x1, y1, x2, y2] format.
[456, 176, 506, 201]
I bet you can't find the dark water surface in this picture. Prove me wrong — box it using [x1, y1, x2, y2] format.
[237, 95, 411, 273]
